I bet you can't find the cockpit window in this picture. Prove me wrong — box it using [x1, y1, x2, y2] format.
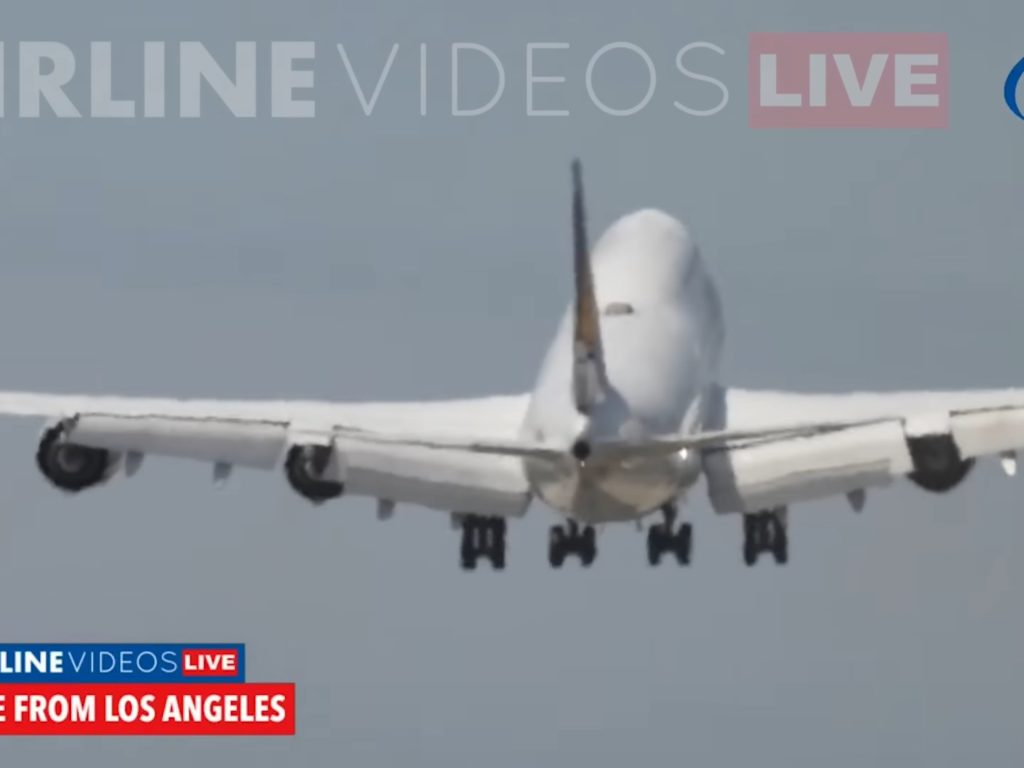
[603, 302, 635, 316]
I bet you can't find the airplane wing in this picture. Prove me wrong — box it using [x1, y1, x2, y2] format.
[699, 385, 1024, 513]
[0, 391, 534, 518]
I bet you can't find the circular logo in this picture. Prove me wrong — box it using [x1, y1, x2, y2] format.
[1005, 56, 1024, 120]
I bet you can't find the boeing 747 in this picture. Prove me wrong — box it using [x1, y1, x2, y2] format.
[5, 161, 1022, 569]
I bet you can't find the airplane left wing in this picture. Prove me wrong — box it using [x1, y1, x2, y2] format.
[700, 385, 1024, 513]
[0, 391, 534, 518]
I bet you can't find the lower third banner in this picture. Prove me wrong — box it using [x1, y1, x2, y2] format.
[0, 683, 295, 736]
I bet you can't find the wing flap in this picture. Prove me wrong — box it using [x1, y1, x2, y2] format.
[951, 407, 1024, 460]
[706, 386, 1024, 513]
[334, 437, 530, 517]
[66, 416, 533, 516]
[703, 420, 913, 513]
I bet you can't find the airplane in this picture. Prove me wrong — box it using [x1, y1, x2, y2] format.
[5, 159, 1024, 570]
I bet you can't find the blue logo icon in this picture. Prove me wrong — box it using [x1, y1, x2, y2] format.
[1005, 57, 1024, 120]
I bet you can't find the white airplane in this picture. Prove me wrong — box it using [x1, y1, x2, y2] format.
[5, 160, 1024, 570]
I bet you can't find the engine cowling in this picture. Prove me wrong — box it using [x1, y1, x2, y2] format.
[284, 444, 344, 503]
[36, 423, 116, 492]
[907, 434, 974, 493]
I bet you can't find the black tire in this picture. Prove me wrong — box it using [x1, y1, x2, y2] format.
[773, 537, 788, 565]
[646, 525, 663, 566]
[675, 524, 692, 565]
[580, 527, 596, 567]
[491, 520, 507, 570]
[549, 526, 566, 568]
[460, 527, 475, 566]
[743, 541, 758, 566]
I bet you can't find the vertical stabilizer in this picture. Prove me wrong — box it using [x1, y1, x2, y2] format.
[571, 159, 607, 414]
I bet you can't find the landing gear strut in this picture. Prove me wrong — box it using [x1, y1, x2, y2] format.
[548, 521, 597, 568]
[743, 507, 788, 565]
[646, 503, 692, 566]
[459, 515, 506, 571]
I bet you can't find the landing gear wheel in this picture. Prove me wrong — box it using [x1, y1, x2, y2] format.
[460, 523, 477, 570]
[742, 508, 788, 566]
[646, 525, 665, 566]
[492, 519, 507, 570]
[580, 526, 597, 567]
[458, 515, 507, 571]
[674, 523, 693, 565]
[771, 534, 788, 565]
[743, 540, 758, 566]
[548, 526, 566, 568]
[646, 505, 692, 567]
[742, 516, 758, 566]
[549, 522, 596, 567]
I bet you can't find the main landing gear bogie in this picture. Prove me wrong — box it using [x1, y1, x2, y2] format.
[453, 506, 791, 570]
[646, 503, 692, 566]
[548, 521, 597, 568]
[743, 507, 788, 566]
[458, 514, 507, 571]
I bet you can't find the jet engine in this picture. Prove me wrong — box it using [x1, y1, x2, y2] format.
[36, 423, 118, 492]
[284, 444, 344, 503]
[906, 434, 974, 493]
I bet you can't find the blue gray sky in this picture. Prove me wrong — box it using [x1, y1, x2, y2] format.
[0, 0, 1023, 765]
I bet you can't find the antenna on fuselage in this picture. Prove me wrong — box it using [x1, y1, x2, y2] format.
[571, 158, 607, 415]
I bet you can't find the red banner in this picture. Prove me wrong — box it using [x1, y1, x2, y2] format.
[0, 683, 295, 736]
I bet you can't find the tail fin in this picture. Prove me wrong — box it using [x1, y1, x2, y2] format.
[570, 159, 607, 415]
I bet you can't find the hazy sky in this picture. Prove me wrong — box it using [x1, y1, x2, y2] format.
[0, 0, 1023, 765]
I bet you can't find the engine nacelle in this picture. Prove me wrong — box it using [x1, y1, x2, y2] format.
[284, 444, 344, 503]
[907, 434, 974, 493]
[36, 423, 117, 492]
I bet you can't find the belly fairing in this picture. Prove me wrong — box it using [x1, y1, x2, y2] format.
[523, 449, 702, 523]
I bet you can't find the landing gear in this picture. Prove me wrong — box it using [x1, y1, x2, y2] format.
[646, 503, 692, 566]
[548, 522, 597, 568]
[458, 515, 507, 571]
[742, 507, 788, 565]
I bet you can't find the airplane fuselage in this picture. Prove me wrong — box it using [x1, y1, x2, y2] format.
[521, 209, 724, 522]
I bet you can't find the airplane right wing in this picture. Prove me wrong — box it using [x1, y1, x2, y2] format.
[699, 385, 1024, 514]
